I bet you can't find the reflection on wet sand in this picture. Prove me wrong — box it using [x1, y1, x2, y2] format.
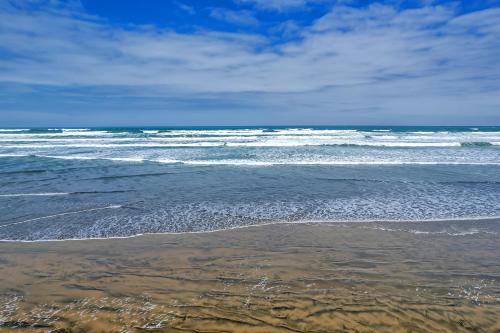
[1, 220, 500, 332]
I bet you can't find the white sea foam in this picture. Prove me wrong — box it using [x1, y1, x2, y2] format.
[1, 216, 499, 243]
[0, 141, 485, 148]
[0, 154, 29, 157]
[105, 157, 145, 162]
[0, 128, 499, 166]
[42, 155, 97, 160]
[223, 141, 465, 147]
[174, 160, 500, 166]
[0, 142, 225, 148]
[1, 128, 498, 149]
[2, 153, 499, 166]
[153, 128, 361, 137]
[0, 192, 70, 197]
[0, 137, 137, 142]
[0, 131, 118, 137]
[40, 155, 144, 162]
[155, 158, 182, 164]
[0, 129, 29, 132]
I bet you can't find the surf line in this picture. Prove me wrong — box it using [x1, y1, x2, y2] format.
[0, 205, 122, 229]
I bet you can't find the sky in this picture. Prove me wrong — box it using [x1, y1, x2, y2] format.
[0, 0, 499, 126]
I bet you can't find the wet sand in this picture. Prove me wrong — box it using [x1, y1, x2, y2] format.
[1, 220, 500, 332]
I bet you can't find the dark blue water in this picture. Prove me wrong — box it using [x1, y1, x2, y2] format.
[0, 126, 499, 240]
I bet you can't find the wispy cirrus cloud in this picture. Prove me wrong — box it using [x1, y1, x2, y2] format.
[0, 0, 499, 125]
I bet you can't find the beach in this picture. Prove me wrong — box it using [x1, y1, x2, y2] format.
[1, 219, 499, 332]
[1, 127, 499, 332]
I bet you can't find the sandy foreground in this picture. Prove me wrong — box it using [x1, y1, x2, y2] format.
[0, 220, 499, 333]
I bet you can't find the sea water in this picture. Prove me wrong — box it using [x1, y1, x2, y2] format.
[0, 126, 499, 240]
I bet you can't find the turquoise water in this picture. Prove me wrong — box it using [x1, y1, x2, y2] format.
[0, 126, 499, 240]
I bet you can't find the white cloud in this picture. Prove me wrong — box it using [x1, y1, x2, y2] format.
[0, 1, 499, 124]
[210, 8, 259, 25]
[176, 2, 195, 15]
[236, 0, 311, 10]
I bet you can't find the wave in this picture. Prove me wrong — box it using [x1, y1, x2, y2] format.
[87, 172, 175, 180]
[100, 157, 145, 162]
[460, 141, 494, 147]
[316, 142, 462, 147]
[4, 141, 497, 148]
[0, 190, 132, 197]
[2, 215, 499, 242]
[1, 133, 498, 148]
[1, 154, 499, 165]
[0, 138, 139, 142]
[11, 155, 144, 163]
[1, 137, 499, 148]
[1, 129, 499, 148]
[162, 160, 500, 166]
[154, 129, 362, 137]
[0, 205, 122, 229]
[0, 131, 118, 137]
[61, 128, 90, 131]
[0, 129, 29, 132]
[0, 192, 70, 197]
[1, 128, 500, 136]
[29, 156, 499, 166]
[0, 143, 224, 148]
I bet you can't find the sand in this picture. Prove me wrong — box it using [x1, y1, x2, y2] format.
[1, 220, 500, 332]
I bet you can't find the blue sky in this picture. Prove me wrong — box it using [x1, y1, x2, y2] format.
[1, 0, 499, 126]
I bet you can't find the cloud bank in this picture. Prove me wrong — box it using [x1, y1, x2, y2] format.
[0, 0, 499, 125]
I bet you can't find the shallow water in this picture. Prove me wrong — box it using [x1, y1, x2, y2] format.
[1, 126, 499, 240]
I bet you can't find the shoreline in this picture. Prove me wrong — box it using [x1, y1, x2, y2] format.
[1, 216, 499, 243]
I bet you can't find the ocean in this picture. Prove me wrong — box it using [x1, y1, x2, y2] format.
[0, 126, 499, 241]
